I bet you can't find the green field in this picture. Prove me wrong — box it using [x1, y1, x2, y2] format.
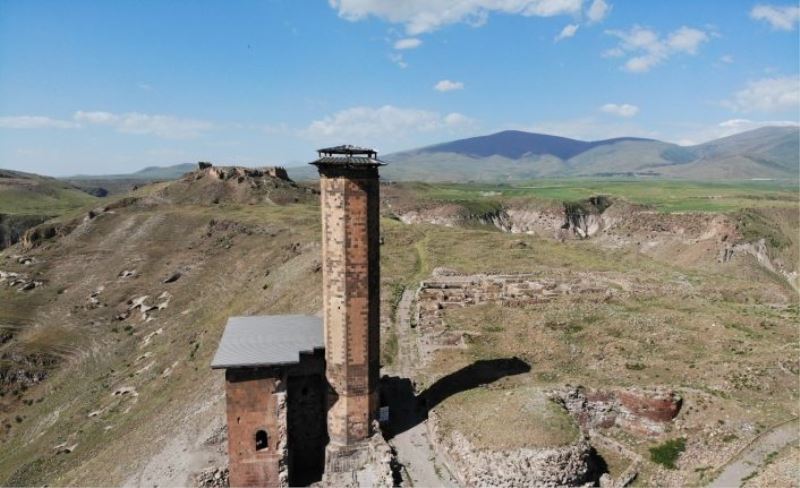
[0, 186, 97, 216]
[402, 179, 799, 213]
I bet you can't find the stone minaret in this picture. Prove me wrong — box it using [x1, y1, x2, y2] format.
[311, 145, 384, 470]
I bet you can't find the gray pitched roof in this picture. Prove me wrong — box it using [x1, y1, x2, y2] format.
[211, 315, 324, 369]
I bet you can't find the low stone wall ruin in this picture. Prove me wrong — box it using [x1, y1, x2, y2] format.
[414, 272, 610, 330]
[552, 385, 682, 436]
[427, 409, 600, 487]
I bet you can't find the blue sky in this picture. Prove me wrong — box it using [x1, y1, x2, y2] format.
[0, 0, 798, 176]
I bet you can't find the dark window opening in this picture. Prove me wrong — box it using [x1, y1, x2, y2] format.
[255, 430, 268, 451]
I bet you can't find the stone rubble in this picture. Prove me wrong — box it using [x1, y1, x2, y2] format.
[195, 466, 229, 488]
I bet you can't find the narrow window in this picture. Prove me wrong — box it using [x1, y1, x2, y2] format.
[255, 430, 268, 451]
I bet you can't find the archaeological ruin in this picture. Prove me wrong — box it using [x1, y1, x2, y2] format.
[211, 146, 385, 486]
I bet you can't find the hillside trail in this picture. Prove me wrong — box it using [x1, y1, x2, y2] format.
[384, 288, 457, 488]
[709, 418, 799, 488]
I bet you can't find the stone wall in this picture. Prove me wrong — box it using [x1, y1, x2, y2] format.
[415, 273, 609, 330]
[224, 351, 327, 487]
[224, 368, 288, 487]
[427, 410, 600, 487]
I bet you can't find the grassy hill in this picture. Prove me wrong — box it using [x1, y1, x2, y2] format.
[0, 170, 98, 248]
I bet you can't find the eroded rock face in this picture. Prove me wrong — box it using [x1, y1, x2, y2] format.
[20, 221, 76, 250]
[552, 386, 682, 435]
[562, 197, 613, 240]
[0, 214, 50, 249]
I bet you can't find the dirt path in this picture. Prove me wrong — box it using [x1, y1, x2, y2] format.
[385, 288, 458, 487]
[709, 418, 799, 488]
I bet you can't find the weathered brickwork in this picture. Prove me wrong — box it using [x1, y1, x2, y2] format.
[224, 351, 327, 487]
[318, 167, 381, 448]
[225, 369, 288, 487]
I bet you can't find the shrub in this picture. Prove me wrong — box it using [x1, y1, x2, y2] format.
[649, 437, 686, 469]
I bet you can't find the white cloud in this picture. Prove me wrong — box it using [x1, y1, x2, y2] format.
[586, 0, 610, 23]
[675, 119, 799, 145]
[722, 76, 800, 113]
[74, 111, 118, 124]
[666, 26, 708, 54]
[600, 103, 639, 117]
[443, 113, 473, 126]
[0, 115, 79, 129]
[719, 54, 734, 64]
[394, 37, 422, 49]
[601, 47, 624, 58]
[605, 25, 709, 73]
[74, 111, 213, 139]
[554, 24, 579, 41]
[389, 52, 408, 68]
[329, 0, 583, 35]
[434, 79, 465, 91]
[305, 105, 474, 141]
[750, 4, 800, 31]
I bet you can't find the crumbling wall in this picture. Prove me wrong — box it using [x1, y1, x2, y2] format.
[321, 424, 396, 488]
[552, 385, 682, 435]
[415, 273, 608, 330]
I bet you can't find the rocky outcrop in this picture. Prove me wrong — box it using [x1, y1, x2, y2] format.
[0, 214, 51, 249]
[492, 207, 564, 236]
[552, 386, 682, 435]
[0, 270, 43, 292]
[155, 163, 315, 206]
[0, 351, 56, 392]
[20, 221, 77, 250]
[562, 196, 613, 239]
[720, 238, 799, 290]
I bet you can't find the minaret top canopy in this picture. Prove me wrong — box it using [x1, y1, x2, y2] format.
[310, 145, 386, 169]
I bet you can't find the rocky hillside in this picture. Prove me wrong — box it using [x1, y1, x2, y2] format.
[384, 187, 799, 291]
[0, 165, 318, 486]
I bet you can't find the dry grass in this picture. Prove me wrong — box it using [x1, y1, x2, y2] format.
[436, 386, 580, 449]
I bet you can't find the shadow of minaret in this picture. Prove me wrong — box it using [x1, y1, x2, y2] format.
[381, 357, 531, 440]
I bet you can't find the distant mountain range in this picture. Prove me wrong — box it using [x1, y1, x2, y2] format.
[370, 126, 799, 182]
[58, 126, 799, 184]
[66, 163, 197, 181]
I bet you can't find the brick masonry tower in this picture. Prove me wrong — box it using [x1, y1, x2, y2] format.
[311, 145, 384, 470]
